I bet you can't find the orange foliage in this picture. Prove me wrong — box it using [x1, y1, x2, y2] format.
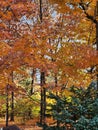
[0, 0, 98, 91]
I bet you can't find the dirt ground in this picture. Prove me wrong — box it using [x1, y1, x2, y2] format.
[0, 117, 56, 130]
[0, 118, 43, 130]
[20, 126, 42, 130]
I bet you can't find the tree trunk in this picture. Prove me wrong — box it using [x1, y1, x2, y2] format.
[10, 91, 14, 121]
[43, 87, 46, 123]
[39, 0, 42, 22]
[54, 75, 60, 127]
[39, 0, 46, 125]
[55, 75, 58, 95]
[10, 72, 14, 121]
[31, 69, 36, 95]
[6, 84, 9, 127]
[40, 71, 46, 125]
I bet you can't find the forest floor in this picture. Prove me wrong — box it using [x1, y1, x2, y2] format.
[0, 118, 42, 130]
[0, 117, 55, 130]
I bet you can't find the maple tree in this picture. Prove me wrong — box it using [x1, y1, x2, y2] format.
[0, 0, 39, 127]
[0, 0, 55, 127]
[47, 0, 98, 87]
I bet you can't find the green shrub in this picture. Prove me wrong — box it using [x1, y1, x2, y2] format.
[47, 84, 98, 130]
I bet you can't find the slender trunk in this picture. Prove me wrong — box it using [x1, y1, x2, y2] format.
[55, 75, 58, 95]
[10, 91, 14, 121]
[55, 75, 57, 87]
[43, 87, 46, 123]
[39, 0, 42, 22]
[40, 71, 46, 125]
[40, 85, 43, 124]
[39, 0, 46, 125]
[10, 72, 14, 121]
[54, 75, 60, 127]
[6, 84, 9, 127]
[31, 69, 36, 95]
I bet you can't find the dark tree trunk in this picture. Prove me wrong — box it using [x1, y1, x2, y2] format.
[39, 0, 46, 125]
[54, 75, 60, 127]
[31, 69, 36, 95]
[6, 84, 9, 127]
[55, 75, 58, 95]
[55, 75, 57, 87]
[39, 0, 46, 126]
[40, 71, 46, 125]
[10, 71, 14, 121]
[40, 86, 44, 125]
[39, 0, 42, 22]
[10, 91, 14, 121]
[43, 87, 46, 123]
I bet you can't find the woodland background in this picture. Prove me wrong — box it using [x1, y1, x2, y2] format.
[0, 0, 98, 130]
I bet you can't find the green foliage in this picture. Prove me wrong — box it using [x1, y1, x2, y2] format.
[15, 98, 33, 120]
[74, 115, 98, 130]
[47, 84, 98, 130]
[15, 96, 40, 121]
[0, 95, 6, 117]
[46, 126, 66, 130]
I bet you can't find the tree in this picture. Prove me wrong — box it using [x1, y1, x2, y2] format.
[48, 0, 98, 87]
[47, 84, 98, 129]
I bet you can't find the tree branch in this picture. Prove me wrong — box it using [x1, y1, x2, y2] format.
[79, 1, 97, 24]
